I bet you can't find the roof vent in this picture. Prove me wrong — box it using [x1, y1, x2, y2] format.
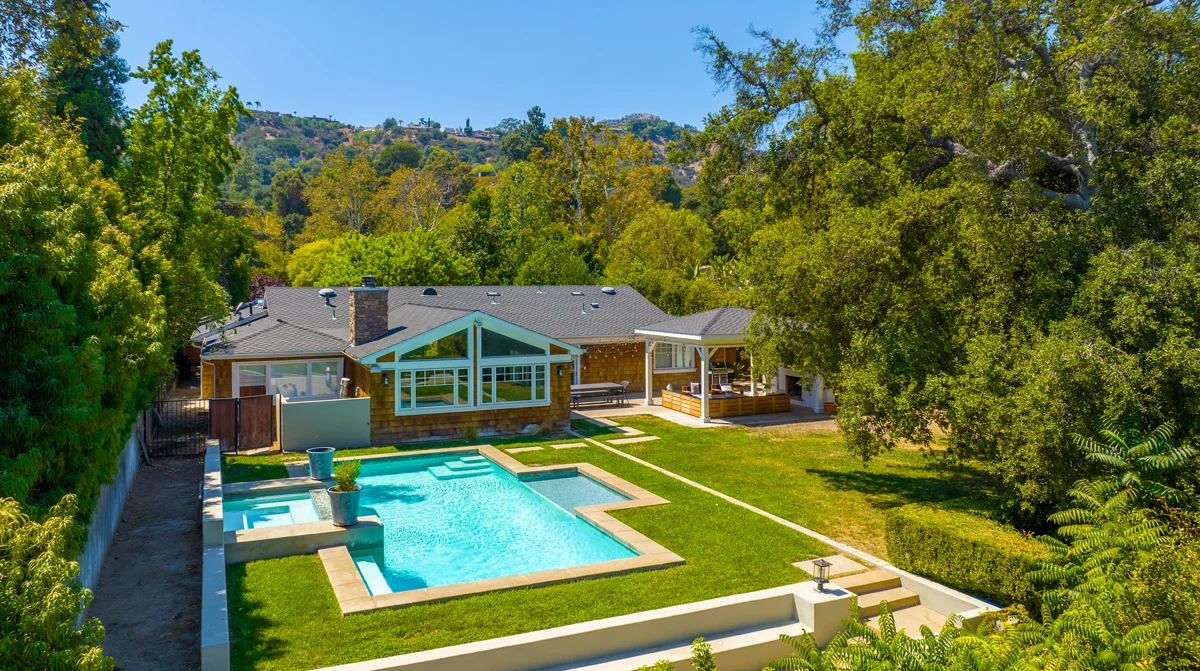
[571, 291, 584, 296]
[422, 287, 437, 296]
[591, 302, 600, 310]
[535, 285, 544, 294]
[318, 288, 337, 320]
[486, 291, 500, 305]
[361, 275, 376, 288]
[601, 286, 616, 295]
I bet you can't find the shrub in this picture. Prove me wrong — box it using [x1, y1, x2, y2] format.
[332, 461, 361, 493]
[0, 495, 112, 670]
[1115, 518, 1200, 670]
[884, 504, 1048, 609]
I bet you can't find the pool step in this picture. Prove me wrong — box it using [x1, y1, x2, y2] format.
[443, 458, 489, 472]
[428, 462, 492, 480]
[460, 455, 487, 464]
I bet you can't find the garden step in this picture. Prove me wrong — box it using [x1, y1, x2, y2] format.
[836, 569, 901, 595]
[855, 587, 920, 617]
[862, 603, 948, 637]
[427, 464, 491, 480]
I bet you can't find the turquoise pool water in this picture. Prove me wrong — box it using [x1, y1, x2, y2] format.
[223, 491, 319, 531]
[349, 454, 635, 595]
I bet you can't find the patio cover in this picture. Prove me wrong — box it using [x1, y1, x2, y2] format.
[634, 307, 757, 422]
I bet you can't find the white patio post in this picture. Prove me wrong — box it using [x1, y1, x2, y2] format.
[812, 375, 825, 413]
[644, 340, 655, 406]
[749, 352, 758, 396]
[699, 346, 711, 423]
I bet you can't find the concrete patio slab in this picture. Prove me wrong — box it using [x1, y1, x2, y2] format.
[551, 442, 588, 449]
[608, 436, 660, 445]
[792, 554, 867, 578]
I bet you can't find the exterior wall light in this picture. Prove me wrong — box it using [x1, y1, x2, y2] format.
[557, 364, 564, 378]
[382, 371, 390, 388]
[812, 557, 831, 592]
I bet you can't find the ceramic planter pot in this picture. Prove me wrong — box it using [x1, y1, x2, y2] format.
[823, 401, 838, 416]
[328, 486, 361, 526]
[307, 447, 335, 480]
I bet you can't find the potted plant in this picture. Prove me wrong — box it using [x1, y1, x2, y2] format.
[328, 460, 362, 527]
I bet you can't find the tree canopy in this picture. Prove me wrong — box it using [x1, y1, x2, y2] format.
[682, 0, 1200, 521]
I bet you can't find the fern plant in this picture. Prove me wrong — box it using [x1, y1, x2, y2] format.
[1072, 414, 1195, 506]
[1029, 479, 1168, 613]
[772, 599, 967, 670]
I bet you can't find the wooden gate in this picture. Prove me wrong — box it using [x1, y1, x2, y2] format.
[238, 395, 274, 450]
[210, 398, 237, 452]
[209, 395, 275, 452]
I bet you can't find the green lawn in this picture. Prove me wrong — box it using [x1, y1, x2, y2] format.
[602, 416, 999, 558]
[227, 438, 831, 671]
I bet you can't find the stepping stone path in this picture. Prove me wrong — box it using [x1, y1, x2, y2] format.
[614, 426, 645, 436]
[792, 554, 866, 578]
[608, 436, 660, 445]
[551, 442, 588, 449]
[505, 446, 543, 454]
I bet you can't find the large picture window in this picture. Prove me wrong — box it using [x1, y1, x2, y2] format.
[397, 367, 471, 411]
[400, 330, 468, 360]
[654, 344, 694, 371]
[236, 359, 342, 399]
[481, 328, 544, 357]
[480, 364, 547, 405]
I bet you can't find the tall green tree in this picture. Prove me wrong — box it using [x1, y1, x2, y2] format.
[0, 71, 168, 512]
[499, 105, 547, 163]
[271, 167, 309, 218]
[685, 0, 1200, 521]
[46, 0, 128, 174]
[374, 140, 421, 177]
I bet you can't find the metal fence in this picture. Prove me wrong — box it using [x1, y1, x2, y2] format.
[144, 398, 210, 457]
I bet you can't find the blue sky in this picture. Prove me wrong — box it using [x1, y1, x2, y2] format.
[107, 0, 833, 129]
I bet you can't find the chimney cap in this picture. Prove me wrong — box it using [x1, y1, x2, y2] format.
[361, 275, 377, 288]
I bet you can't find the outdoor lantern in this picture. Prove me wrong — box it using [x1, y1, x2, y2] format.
[557, 364, 564, 378]
[812, 558, 832, 592]
[382, 371, 390, 388]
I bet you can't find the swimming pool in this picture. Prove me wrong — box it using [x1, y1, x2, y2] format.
[350, 454, 635, 595]
[222, 453, 638, 595]
[223, 491, 319, 532]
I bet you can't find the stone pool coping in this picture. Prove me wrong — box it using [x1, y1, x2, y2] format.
[289, 444, 685, 615]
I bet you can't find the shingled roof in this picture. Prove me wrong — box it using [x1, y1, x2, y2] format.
[202, 285, 671, 359]
[636, 307, 756, 338]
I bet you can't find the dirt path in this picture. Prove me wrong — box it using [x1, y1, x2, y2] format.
[90, 456, 204, 671]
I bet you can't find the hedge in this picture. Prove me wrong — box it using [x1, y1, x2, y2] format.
[884, 504, 1049, 609]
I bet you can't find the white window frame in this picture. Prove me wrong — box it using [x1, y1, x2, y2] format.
[232, 358, 343, 400]
[478, 358, 550, 409]
[654, 344, 695, 372]
[382, 315, 563, 416]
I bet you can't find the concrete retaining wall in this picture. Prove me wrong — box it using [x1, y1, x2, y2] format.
[79, 421, 141, 593]
[279, 396, 371, 452]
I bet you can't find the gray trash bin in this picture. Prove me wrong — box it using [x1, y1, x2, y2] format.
[307, 446, 335, 480]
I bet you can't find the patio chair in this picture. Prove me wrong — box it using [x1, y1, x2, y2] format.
[618, 380, 630, 406]
[720, 383, 735, 394]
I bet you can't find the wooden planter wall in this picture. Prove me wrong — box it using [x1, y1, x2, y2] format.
[661, 388, 791, 418]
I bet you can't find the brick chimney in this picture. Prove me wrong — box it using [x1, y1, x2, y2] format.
[349, 275, 388, 346]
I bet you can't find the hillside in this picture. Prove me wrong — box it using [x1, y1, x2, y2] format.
[233, 110, 699, 184]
